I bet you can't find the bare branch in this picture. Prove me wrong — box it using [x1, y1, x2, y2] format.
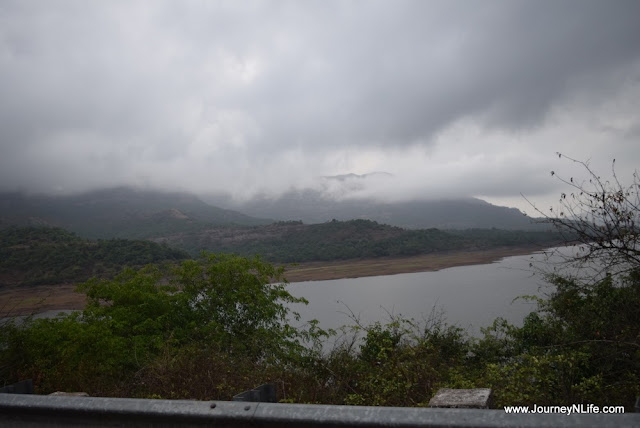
[524, 154, 640, 284]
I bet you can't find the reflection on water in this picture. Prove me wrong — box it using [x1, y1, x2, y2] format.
[287, 251, 556, 336]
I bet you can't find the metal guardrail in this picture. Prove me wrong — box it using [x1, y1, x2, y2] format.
[1, 394, 639, 428]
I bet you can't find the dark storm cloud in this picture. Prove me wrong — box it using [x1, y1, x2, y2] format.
[228, 0, 640, 146]
[0, 0, 639, 201]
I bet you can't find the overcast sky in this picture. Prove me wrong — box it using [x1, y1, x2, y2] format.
[1, 0, 639, 214]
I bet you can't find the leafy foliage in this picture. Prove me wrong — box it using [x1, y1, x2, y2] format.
[313, 319, 472, 407]
[0, 253, 322, 397]
[172, 219, 562, 262]
[1, 255, 637, 408]
[473, 270, 640, 409]
[1, 157, 637, 409]
[0, 226, 188, 287]
[475, 156, 640, 410]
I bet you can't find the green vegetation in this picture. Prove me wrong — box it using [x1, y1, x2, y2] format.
[0, 253, 325, 397]
[172, 219, 562, 262]
[0, 158, 637, 409]
[0, 249, 638, 409]
[0, 226, 188, 287]
[1, 255, 636, 408]
[476, 270, 640, 407]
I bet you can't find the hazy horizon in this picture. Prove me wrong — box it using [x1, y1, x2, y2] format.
[2, 1, 639, 215]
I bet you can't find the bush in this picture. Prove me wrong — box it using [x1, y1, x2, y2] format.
[0, 253, 318, 397]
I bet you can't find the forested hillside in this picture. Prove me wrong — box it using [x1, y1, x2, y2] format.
[0, 227, 189, 287]
[155, 219, 563, 262]
[0, 221, 563, 288]
[1, 162, 637, 410]
[0, 188, 270, 239]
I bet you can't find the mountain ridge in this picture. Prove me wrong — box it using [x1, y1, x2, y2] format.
[0, 187, 271, 239]
[0, 187, 562, 268]
[205, 188, 546, 231]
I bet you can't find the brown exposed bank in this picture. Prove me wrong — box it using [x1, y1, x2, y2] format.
[282, 246, 544, 282]
[0, 246, 544, 317]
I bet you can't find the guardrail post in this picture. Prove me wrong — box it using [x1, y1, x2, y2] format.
[428, 388, 493, 409]
[232, 383, 276, 402]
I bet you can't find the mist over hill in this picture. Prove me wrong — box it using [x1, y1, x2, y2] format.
[0, 178, 551, 247]
[0, 186, 562, 268]
[0, 187, 270, 239]
[205, 173, 547, 231]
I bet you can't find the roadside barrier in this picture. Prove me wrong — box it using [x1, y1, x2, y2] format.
[1, 393, 639, 427]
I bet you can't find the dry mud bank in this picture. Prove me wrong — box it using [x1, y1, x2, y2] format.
[1, 246, 544, 317]
[282, 246, 543, 282]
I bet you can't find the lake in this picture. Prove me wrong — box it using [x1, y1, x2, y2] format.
[8, 249, 558, 336]
[286, 250, 555, 336]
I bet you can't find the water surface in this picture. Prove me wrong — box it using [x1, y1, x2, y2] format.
[287, 251, 553, 336]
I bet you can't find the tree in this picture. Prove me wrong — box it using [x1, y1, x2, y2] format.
[525, 153, 640, 284]
[169, 252, 311, 359]
[78, 252, 312, 361]
[492, 154, 640, 408]
[0, 253, 317, 396]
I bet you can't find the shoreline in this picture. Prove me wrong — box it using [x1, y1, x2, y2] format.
[0, 283, 86, 319]
[281, 245, 545, 282]
[0, 246, 546, 317]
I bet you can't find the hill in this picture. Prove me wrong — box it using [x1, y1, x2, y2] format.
[206, 188, 547, 230]
[0, 226, 189, 287]
[0, 188, 271, 239]
[153, 219, 562, 263]
[0, 187, 562, 268]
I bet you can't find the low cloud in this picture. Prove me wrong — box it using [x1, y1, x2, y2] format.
[1, 0, 639, 214]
